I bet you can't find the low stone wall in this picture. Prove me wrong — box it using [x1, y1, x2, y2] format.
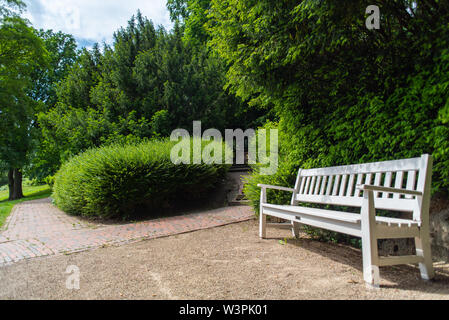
[378, 238, 415, 256]
[429, 196, 449, 262]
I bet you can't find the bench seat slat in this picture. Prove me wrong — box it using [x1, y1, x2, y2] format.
[261, 205, 362, 237]
[375, 216, 420, 227]
[262, 204, 420, 227]
[378, 255, 424, 267]
[262, 203, 361, 223]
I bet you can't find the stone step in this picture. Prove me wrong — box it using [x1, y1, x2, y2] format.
[228, 200, 251, 206]
[229, 165, 251, 172]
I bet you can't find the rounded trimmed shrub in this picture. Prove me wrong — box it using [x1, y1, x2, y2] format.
[53, 139, 230, 219]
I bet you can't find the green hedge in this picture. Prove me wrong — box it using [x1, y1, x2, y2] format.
[244, 49, 449, 217]
[53, 139, 230, 219]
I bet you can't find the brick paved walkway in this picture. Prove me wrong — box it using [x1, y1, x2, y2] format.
[0, 198, 254, 266]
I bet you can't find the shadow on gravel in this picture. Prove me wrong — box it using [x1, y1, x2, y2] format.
[265, 234, 449, 295]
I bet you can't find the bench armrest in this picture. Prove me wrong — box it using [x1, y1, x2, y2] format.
[356, 184, 423, 196]
[257, 184, 295, 193]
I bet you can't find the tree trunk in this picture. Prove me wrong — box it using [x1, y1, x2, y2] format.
[8, 169, 14, 201]
[8, 168, 24, 200]
[13, 168, 24, 200]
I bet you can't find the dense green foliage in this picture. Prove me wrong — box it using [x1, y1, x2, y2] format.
[0, 0, 49, 199]
[201, 0, 449, 211]
[26, 29, 78, 181]
[53, 139, 230, 219]
[35, 12, 264, 180]
[29, 29, 78, 108]
[0, 0, 47, 169]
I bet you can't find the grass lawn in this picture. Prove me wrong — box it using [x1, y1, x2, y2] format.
[0, 185, 52, 228]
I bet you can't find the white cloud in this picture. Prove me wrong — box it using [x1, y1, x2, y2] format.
[23, 0, 173, 47]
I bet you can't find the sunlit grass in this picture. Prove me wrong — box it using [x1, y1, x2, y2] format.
[0, 185, 52, 228]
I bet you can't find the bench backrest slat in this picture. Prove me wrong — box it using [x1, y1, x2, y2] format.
[346, 174, 355, 197]
[393, 171, 404, 199]
[406, 170, 417, 199]
[383, 172, 392, 198]
[300, 157, 422, 176]
[294, 155, 431, 218]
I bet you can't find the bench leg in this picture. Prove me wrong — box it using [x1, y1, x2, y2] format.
[361, 236, 380, 288]
[361, 190, 380, 288]
[291, 222, 301, 239]
[259, 213, 267, 239]
[415, 233, 435, 280]
[259, 187, 267, 239]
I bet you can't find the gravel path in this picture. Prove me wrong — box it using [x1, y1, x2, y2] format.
[1, 219, 448, 299]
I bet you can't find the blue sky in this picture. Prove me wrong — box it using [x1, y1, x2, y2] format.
[23, 0, 173, 48]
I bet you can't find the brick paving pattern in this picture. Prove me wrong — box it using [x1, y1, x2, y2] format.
[0, 198, 254, 266]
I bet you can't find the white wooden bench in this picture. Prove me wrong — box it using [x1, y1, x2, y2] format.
[258, 154, 435, 287]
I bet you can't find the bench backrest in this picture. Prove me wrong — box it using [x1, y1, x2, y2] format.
[292, 154, 432, 221]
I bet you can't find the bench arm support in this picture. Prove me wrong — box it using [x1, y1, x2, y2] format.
[360, 189, 380, 287]
[356, 184, 422, 196]
[257, 184, 295, 239]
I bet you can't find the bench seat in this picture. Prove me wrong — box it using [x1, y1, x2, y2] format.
[262, 203, 361, 223]
[262, 203, 421, 227]
[262, 203, 421, 239]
